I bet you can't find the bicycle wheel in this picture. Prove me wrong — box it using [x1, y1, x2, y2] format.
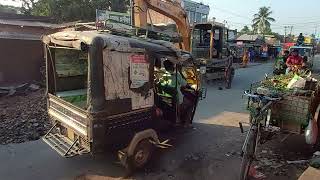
[240, 126, 258, 180]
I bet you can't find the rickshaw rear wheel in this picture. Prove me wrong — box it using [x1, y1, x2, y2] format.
[125, 139, 154, 172]
[132, 139, 153, 168]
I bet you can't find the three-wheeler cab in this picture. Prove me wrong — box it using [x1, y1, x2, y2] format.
[42, 30, 202, 170]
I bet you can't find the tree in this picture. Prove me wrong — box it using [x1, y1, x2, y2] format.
[239, 25, 251, 35]
[20, 0, 36, 15]
[252, 6, 275, 35]
[20, 0, 129, 22]
[0, 4, 20, 14]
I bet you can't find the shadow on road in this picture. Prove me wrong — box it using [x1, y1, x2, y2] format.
[73, 112, 249, 180]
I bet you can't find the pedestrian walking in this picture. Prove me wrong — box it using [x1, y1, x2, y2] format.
[249, 49, 255, 62]
[242, 49, 249, 68]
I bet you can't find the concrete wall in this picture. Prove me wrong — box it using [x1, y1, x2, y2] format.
[0, 38, 44, 86]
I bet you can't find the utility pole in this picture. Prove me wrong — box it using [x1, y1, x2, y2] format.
[130, 0, 134, 26]
[284, 26, 288, 43]
[289, 26, 293, 36]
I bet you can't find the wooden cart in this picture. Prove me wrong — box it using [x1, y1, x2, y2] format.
[249, 79, 320, 142]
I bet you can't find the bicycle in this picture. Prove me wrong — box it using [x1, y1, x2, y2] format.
[239, 91, 282, 180]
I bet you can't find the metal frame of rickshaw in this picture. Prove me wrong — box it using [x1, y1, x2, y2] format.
[42, 33, 202, 171]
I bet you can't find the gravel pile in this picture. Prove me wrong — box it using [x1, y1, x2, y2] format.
[0, 89, 50, 145]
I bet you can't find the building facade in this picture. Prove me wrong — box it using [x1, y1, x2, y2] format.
[147, 0, 209, 26]
[0, 13, 70, 85]
[183, 0, 210, 24]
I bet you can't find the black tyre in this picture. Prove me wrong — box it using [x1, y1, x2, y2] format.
[128, 139, 154, 170]
[240, 127, 258, 180]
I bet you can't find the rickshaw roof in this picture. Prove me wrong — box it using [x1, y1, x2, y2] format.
[42, 30, 178, 55]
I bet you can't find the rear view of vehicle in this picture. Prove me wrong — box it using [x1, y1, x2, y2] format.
[43, 41, 90, 157]
[42, 31, 162, 168]
[41, 29, 203, 171]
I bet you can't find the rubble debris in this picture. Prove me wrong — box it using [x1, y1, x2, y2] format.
[0, 83, 40, 97]
[287, 160, 309, 164]
[28, 84, 40, 91]
[0, 89, 50, 145]
[249, 166, 266, 179]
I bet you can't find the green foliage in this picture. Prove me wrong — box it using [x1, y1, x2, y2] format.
[239, 25, 252, 35]
[21, 0, 129, 22]
[270, 32, 284, 42]
[252, 6, 275, 35]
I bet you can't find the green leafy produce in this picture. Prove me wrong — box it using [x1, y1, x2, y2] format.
[259, 72, 312, 93]
[261, 73, 295, 92]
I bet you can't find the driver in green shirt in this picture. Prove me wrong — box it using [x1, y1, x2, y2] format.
[161, 60, 194, 127]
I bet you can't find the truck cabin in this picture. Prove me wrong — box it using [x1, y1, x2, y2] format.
[191, 23, 225, 59]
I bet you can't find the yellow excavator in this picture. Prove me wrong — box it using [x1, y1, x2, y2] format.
[133, 0, 191, 51]
[133, 0, 235, 89]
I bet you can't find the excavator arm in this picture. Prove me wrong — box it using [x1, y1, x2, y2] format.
[133, 0, 191, 51]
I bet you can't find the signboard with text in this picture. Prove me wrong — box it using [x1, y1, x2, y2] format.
[96, 9, 131, 25]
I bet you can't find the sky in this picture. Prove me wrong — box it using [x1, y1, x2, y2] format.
[0, 0, 20, 6]
[1, 0, 320, 36]
[200, 0, 320, 36]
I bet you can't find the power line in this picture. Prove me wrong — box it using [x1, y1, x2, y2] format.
[213, 6, 252, 20]
[227, 21, 251, 26]
[286, 16, 320, 20]
[211, 5, 320, 35]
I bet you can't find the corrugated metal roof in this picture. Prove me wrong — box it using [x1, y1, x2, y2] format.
[0, 32, 41, 40]
[0, 19, 66, 29]
[237, 34, 263, 41]
[0, 12, 54, 22]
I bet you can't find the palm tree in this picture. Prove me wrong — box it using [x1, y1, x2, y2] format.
[252, 7, 275, 35]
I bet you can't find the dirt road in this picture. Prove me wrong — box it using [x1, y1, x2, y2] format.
[1, 60, 318, 180]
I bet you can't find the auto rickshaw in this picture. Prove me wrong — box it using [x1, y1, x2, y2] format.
[42, 30, 202, 171]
